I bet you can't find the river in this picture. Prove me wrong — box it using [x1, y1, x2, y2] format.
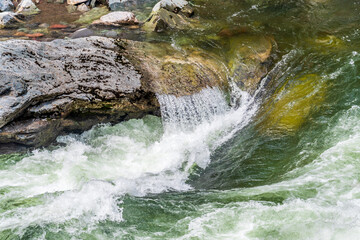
[1, 0, 360, 239]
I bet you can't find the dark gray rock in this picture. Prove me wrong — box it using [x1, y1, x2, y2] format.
[0, 0, 14, 12]
[104, 30, 118, 38]
[69, 28, 95, 39]
[0, 37, 159, 152]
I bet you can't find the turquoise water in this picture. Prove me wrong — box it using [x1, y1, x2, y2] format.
[1, 0, 360, 239]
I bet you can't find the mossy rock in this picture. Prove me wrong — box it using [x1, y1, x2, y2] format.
[227, 34, 274, 93]
[259, 74, 326, 134]
[75, 6, 109, 25]
[306, 34, 346, 54]
[143, 8, 194, 32]
[118, 39, 228, 96]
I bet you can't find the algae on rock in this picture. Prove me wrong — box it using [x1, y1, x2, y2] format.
[259, 74, 326, 134]
[76, 6, 109, 25]
[226, 34, 274, 94]
[117, 39, 229, 96]
[143, 0, 196, 32]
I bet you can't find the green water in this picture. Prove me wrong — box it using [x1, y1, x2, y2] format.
[1, 0, 360, 239]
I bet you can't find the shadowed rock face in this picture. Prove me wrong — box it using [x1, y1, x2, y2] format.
[0, 36, 159, 153]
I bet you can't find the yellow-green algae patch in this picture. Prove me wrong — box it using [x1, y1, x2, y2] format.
[259, 74, 326, 134]
[75, 6, 109, 25]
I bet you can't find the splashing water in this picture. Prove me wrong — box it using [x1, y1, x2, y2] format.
[0, 84, 259, 236]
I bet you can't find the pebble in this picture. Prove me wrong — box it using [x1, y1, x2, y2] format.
[77, 3, 89, 12]
[39, 23, 50, 28]
[66, 4, 77, 13]
[14, 32, 27, 37]
[49, 24, 68, 29]
[25, 33, 44, 38]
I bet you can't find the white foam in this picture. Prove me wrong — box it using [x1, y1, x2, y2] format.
[174, 105, 360, 240]
[0, 85, 259, 234]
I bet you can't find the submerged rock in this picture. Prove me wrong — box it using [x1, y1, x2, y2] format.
[108, 0, 136, 11]
[69, 28, 95, 38]
[104, 30, 118, 37]
[77, 3, 89, 12]
[16, 0, 40, 15]
[0, 0, 14, 12]
[259, 74, 325, 134]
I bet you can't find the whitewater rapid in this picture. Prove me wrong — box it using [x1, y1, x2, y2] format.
[0, 84, 260, 235]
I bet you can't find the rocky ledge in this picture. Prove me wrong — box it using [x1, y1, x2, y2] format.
[0, 36, 159, 153]
[0, 34, 274, 153]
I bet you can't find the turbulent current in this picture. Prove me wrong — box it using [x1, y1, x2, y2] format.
[1, 0, 360, 239]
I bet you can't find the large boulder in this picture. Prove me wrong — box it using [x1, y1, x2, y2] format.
[0, 37, 159, 153]
[0, 0, 14, 12]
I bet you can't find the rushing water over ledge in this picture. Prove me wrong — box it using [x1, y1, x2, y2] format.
[0, 84, 260, 238]
[157, 87, 229, 131]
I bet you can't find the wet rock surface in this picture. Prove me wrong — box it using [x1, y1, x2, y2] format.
[0, 31, 274, 153]
[0, 0, 276, 153]
[119, 39, 229, 96]
[0, 36, 159, 153]
[227, 34, 274, 94]
[144, 0, 195, 32]
[69, 27, 95, 38]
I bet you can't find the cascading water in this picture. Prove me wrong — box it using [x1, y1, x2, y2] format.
[157, 87, 229, 131]
[0, 81, 259, 238]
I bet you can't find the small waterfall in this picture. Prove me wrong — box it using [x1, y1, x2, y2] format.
[156, 87, 229, 130]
